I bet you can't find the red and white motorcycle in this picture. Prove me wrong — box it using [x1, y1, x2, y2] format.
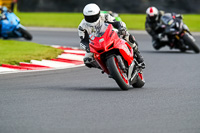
[88, 24, 145, 90]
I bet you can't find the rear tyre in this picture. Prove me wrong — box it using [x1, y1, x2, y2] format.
[132, 73, 145, 88]
[182, 33, 199, 53]
[18, 27, 33, 40]
[106, 56, 129, 90]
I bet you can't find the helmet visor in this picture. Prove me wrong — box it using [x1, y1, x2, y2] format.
[84, 12, 100, 23]
[148, 15, 158, 21]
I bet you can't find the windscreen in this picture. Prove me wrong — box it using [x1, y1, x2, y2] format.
[89, 23, 109, 41]
[161, 13, 174, 25]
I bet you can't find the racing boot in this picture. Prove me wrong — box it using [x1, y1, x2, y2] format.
[133, 45, 145, 69]
[84, 57, 94, 68]
[83, 52, 100, 69]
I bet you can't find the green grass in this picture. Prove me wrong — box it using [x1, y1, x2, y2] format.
[120, 14, 146, 30]
[0, 40, 63, 65]
[15, 12, 84, 28]
[182, 14, 200, 32]
[15, 12, 200, 31]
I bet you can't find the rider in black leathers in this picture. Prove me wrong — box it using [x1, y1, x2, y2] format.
[145, 7, 183, 50]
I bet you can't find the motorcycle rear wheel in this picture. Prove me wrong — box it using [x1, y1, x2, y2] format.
[18, 27, 33, 40]
[106, 56, 129, 91]
[182, 33, 199, 53]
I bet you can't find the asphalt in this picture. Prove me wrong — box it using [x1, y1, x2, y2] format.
[0, 28, 200, 133]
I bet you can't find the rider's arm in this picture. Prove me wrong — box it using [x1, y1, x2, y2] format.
[1, 13, 6, 20]
[175, 14, 183, 19]
[78, 26, 90, 52]
[171, 12, 183, 19]
[107, 21, 121, 29]
[145, 21, 158, 40]
[103, 13, 128, 37]
[108, 21, 127, 31]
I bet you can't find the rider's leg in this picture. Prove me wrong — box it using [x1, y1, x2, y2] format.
[125, 34, 145, 67]
[152, 39, 168, 50]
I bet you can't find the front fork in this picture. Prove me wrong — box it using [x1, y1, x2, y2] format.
[129, 60, 143, 85]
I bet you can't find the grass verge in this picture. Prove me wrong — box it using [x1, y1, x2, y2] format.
[15, 12, 200, 31]
[0, 40, 63, 65]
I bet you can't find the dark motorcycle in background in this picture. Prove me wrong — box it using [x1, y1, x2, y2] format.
[157, 13, 199, 53]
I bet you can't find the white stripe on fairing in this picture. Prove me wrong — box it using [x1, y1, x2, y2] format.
[58, 54, 84, 61]
[0, 67, 18, 72]
[64, 50, 86, 54]
[31, 60, 75, 68]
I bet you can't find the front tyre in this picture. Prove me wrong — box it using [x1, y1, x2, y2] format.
[106, 56, 129, 90]
[182, 33, 199, 53]
[18, 27, 33, 40]
[132, 73, 145, 88]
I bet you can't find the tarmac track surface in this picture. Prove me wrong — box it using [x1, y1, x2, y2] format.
[0, 28, 200, 133]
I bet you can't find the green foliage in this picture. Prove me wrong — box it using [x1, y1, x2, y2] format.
[0, 40, 63, 65]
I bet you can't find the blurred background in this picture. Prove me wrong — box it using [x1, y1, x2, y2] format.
[16, 0, 200, 13]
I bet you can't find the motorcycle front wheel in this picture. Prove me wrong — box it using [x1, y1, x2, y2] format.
[18, 27, 33, 40]
[106, 55, 129, 90]
[182, 33, 199, 53]
[132, 72, 145, 88]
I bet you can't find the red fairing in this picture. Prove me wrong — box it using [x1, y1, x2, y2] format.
[89, 24, 116, 54]
[138, 72, 143, 80]
[116, 40, 133, 66]
[94, 54, 109, 74]
[89, 24, 134, 72]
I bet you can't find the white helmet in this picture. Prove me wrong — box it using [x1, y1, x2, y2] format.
[83, 3, 100, 25]
[146, 7, 159, 21]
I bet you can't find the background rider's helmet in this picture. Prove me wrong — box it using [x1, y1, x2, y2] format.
[1, 6, 8, 13]
[83, 3, 100, 26]
[146, 7, 159, 22]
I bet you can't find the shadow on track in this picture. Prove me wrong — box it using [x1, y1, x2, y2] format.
[49, 86, 146, 92]
[141, 50, 195, 54]
[75, 87, 146, 91]
[75, 87, 121, 91]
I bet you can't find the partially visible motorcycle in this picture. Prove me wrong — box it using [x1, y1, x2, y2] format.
[157, 13, 199, 53]
[1, 10, 32, 40]
[101, 11, 122, 21]
[100, 11, 128, 30]
[88, 24, 145, 90]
